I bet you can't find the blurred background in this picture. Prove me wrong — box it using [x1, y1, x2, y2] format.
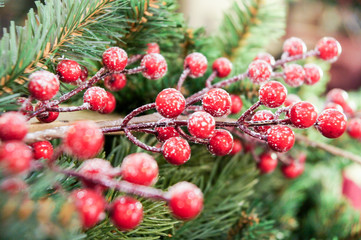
[1, 0, 361, 91]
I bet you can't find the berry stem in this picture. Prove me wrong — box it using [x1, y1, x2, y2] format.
[273, 50, 319, 68]
[122, 66, 146, 75]
[205, 71, 217, 88]
[245, 118, 291, 127]
[274, 107, 289, 120]
[177, 68, 190, 91]
[127, 54, 144, 65]
[46, 103, 90, 112]
[237, 101, 262, 124]
[124, 128, 162, 153]
[175, 126, 208, 144]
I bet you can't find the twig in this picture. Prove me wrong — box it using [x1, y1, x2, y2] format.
[177, 68, 190, 91]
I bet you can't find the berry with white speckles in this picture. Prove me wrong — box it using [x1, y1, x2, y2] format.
[289, 101, 318, 128]
[316, 109, 347, 138]
[281, 162, 304, 179]
[162, 137, 191, 165]
[184, 52, 208, 78]
[100, 91, 116, 114]
[207, 129, 233, 156]
[230, 94, 243, 114]
[104, 73, 127, 91]
[247, 60, 272, 84]
[259, 81, 287, 108]
[284, 64, 305, 87]
[31, 141, 53, 160]
[0, 112, 28, 141]
[304, 64, 323, 85]
[110, 196, 143, 231]
[283, 37, 307, 56]
[146, 43, 160, 54]
[141, 53, 167, 80]
[79, 65, 88, 82]
[202, 88, 231, 117]
[347, 118, 361, 140]
[188, 112, 215, 139]
[0, 141, 33, 175]
[56, 60, 82, 83]
[35, 103, 59, 123]
[168, 181, 203, 220]
[83, 86, 108, 111]
[253, 52, 275, 65]
[102, 47, 128, 71]
[64, 121, 104, 159]
[267, 126, 295, 152]
[258, 152, 278, 174]
[316, 37, 342, 62]
[326, 88, 348, 108]
[251, 110, 275, 134]
[230, 139, 243, 155]
[28, 71, 59, 101]
[212, 57, 232, 78]
[284, 94, 301, 107]
[155, 88, 185, 118]
[155, 119, 180, 142]
[324, 102, 343, 112]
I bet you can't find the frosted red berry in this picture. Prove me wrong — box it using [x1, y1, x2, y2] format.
[28, 71, 59, 101]
[71, 189, 105, 229]
[316, 109, 347, 138]
[251, 110, 275, 134]
[80, 65, 88, 82]
[212, 57, 232, 78]
[146, 42, 160, 54]
[110, 196, 143, 231]
[247, 60, 272, 84]
[0, 141, 33, 175]
[281, 162, 304, 179]
[207, 129, 234, 156]
[316, 37, 342, 62]
[64, 121, 104, 159]
[17, 98, 33, 116]
[162, 137, 191, 165]
[121, 153, 158, 186]
[284, 94, 301, 107]
[31, 141, 53, 160]
[155, 88, 185, 118]
[230, 139, 243, 155]
[184, 52, 208, 78]
[289, 101, 318, 128]
[259, 81, 287, 108]
[0, 177, 27, 195]
[188, 112, 215, 139]
[202, 88, 231, 117]
[0, 112, 28, 141]
[347, 118, 361, 139]
[304, 64, 323, 85]
[254, 52, 275, 65]
[230, 94, 243, 114]
[104, 73, 127, 91]
[267, 126, 295, 152]
[56, 60, 82, 83]
[100, 91, 116, 114]
[83, 86, 108, 111]
[283, 37, 307, 56]
[326, 88, 348, 108]
[324, 102, 343, 112]
[79, 158, 117, 189]
[168, 181, 203, 220]
[258, 152, 278, 174]
[102, 47, 128, 71]
[284, 64, 305, 87]
[141, 53, 167, 80]
[155, 119, 180, 142]
[36, 103, 59, 123]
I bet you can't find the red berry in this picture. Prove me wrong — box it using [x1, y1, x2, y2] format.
[230, 94, 243, 114]
[17, 98, 33, 116]
[267, 126, 295, 152]
[168, 181, 203, 220]
[155, 118, 180, 142]
[229, 139, 243, 155]
[141, 53, 167, 80]
[162, 137, 191, 165]
[188, 112, 215, 139]
[83, 86, 108, 111]
[259, 81, 287, 108]
[35, 103, 59, 123]
[0, 112, 28, 141]
[347, 118, 361, 139]
[284, 94, 301, 107]
[0, 177, 27, 195]
[254, 52, 275, 65]
[326, 88, 348, 108]
[251, 110, 275, 134]
[64, 121, 104, 159]
[284, 64, 305, 87]
[71, 189, 105, 229]
[289, 101, 318, 128]
[28, 71, 59, 101]
[155, 88, 185, 118]
[121, 153, 158, 186]
[258, 152, 278, 174]
[100, 91, 116, 114]
[304, 64, 323, 85]
[281, 162, 304, 179]
[80, 65, 88, 82]
[247, 60, 272, 84]
[104, 73, 127, 91]
[102, 47, 128, 71]
[0, 141, 33, 175]
[146, 42, 160, 54]
[31, 141, 53, 160]
[324, 102, 343, 112]
[202, 88, 231, 117]
[316, 109, 347, 138]
[342, 101, 356, 117]
[316, 37, 342, 62]
[56, 60, 82, 83]
[110, 196, 143, 231]
[207, 129, 233, 156]
[283, 37, 307, 56]
[79, 158, 117, 189]
[184, 52, 208, 78]
[212, 57, 232, 78]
